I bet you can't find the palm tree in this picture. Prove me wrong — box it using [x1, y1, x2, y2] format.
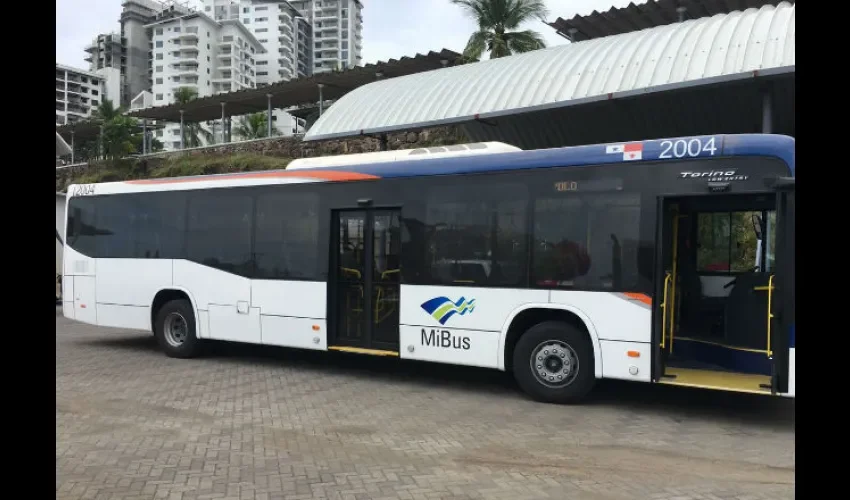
[173, 86, 213, 148]
[451, 0, 549, 60]
[235, 112, 279, 140]
[94, 99, 123, 121]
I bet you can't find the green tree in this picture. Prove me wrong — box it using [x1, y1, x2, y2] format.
[451, 0, 549, 60]
[101, 114, 140, 159]
[173, 86, 213, 148]
[235, 112, 279, 140]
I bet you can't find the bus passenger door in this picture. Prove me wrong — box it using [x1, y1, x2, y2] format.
[652, 197, 677, 382]
[771, 180, 795, 395]
[329, 209, 402, 353]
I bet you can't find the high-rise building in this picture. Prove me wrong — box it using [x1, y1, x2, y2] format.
[146, 11, 265, 150]
[56, 63, 121, 126]
[289, 0, 362, 73]
[204, 1, 312, 83]
[84, 0, 194, 108]
[202, 1, 314, 133]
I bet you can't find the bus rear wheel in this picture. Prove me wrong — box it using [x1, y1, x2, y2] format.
[154, 299, 202, 359]
[512, 320, 595, 404]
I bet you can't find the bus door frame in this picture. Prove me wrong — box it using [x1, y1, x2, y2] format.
[770, 178, 795, 394]
[651, 196, 679, 382]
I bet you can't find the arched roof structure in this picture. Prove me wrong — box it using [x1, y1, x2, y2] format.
[305, 2, 794, 143]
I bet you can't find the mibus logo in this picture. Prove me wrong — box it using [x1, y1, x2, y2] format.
[420, 296, 476, 325]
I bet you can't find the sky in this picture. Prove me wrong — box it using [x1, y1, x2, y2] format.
[56, 0, 633, 69]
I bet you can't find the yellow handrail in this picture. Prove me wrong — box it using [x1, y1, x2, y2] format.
[766, 275, 774, 358]
[753, 274, 775, 358]
[660, 272, 672, 349]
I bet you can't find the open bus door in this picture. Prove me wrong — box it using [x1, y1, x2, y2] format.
[770, 178, 795, 395]
[652, 197, 677, 382]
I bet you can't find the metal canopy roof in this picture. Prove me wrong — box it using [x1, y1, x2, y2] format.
[548, 0, 790, 42]
[56, 120, 166, 143]
[304, 2, 795, 143]
[125, 49, 462, 123]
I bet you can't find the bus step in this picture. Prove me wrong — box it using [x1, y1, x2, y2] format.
[759, 383, 772, 389]
[327, 346, 399, 357]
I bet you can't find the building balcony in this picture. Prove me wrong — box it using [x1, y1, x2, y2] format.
[317, 23, 339, 31]
[170, 31, 199, 42]
[278, 32, 293, 43]
[171, 82, 198, 90]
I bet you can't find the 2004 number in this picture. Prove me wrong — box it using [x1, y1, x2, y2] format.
[659, 137, 718, 159]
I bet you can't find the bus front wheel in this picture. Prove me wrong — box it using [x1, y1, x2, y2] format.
[154, 299, 202, 359]
[512, 320, 595, 404]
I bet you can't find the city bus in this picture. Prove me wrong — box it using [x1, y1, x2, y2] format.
[61, 133, 795, 404]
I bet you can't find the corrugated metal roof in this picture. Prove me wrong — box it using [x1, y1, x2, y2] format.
[304, 2, 794, 143]
[548, 0, 790, 42]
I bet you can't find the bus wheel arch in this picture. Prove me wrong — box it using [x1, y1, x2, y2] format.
[501, 306, 602, 403]
[151, 288, 203, 358]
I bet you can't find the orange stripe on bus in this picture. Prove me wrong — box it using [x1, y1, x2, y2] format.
[125, 170, 379, 185]
[623, 293, 652, 306]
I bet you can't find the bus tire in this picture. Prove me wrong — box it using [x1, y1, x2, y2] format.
[153, 299, 202, 359]
[512, 320, 595, 404]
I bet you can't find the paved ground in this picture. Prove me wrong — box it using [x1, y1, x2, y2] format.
[57, 308, 795, 500]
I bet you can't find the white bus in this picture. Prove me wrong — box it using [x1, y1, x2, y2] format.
[62, 133, 795, 404]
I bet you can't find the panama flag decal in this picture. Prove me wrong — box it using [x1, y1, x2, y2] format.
[606, 142, 643, 161]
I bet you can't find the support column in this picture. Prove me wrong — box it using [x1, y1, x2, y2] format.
[98, 124, 104, 159]
[318, 83, 324, 116]
[226, 117, 232, 143]
[379, 133, 388, 151]
[70, 131, 75, 164]
[267, 93, 273, 137]
[220, 102, 227, 143]
[179, 110, 185, 150]
[142, 119, 148, 154]
[761, 87, 773, 134]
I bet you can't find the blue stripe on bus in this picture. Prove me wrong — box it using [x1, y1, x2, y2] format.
[789, 324, 795, 349]
[300, 134, 795, 180]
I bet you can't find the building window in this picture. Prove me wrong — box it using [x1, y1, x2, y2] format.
[257, 71, 268, 76]
[259, 39, 268, 43]
[257, 60, 268, 65]
[156, 65, 163, 72]
[243, 18, 250, 23]
[155, 78, 163, 84]
[156, 94, 163, 100]
[156, 28, 163, 35]
[255, 5, 268, 11]
[155, 41, 163, 48]
[255, 17, 267, 22]
[155, 53, 163, 60]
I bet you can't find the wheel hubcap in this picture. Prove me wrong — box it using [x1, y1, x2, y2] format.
[530, 340, 579, 389]
[163, 312, 189, 347]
